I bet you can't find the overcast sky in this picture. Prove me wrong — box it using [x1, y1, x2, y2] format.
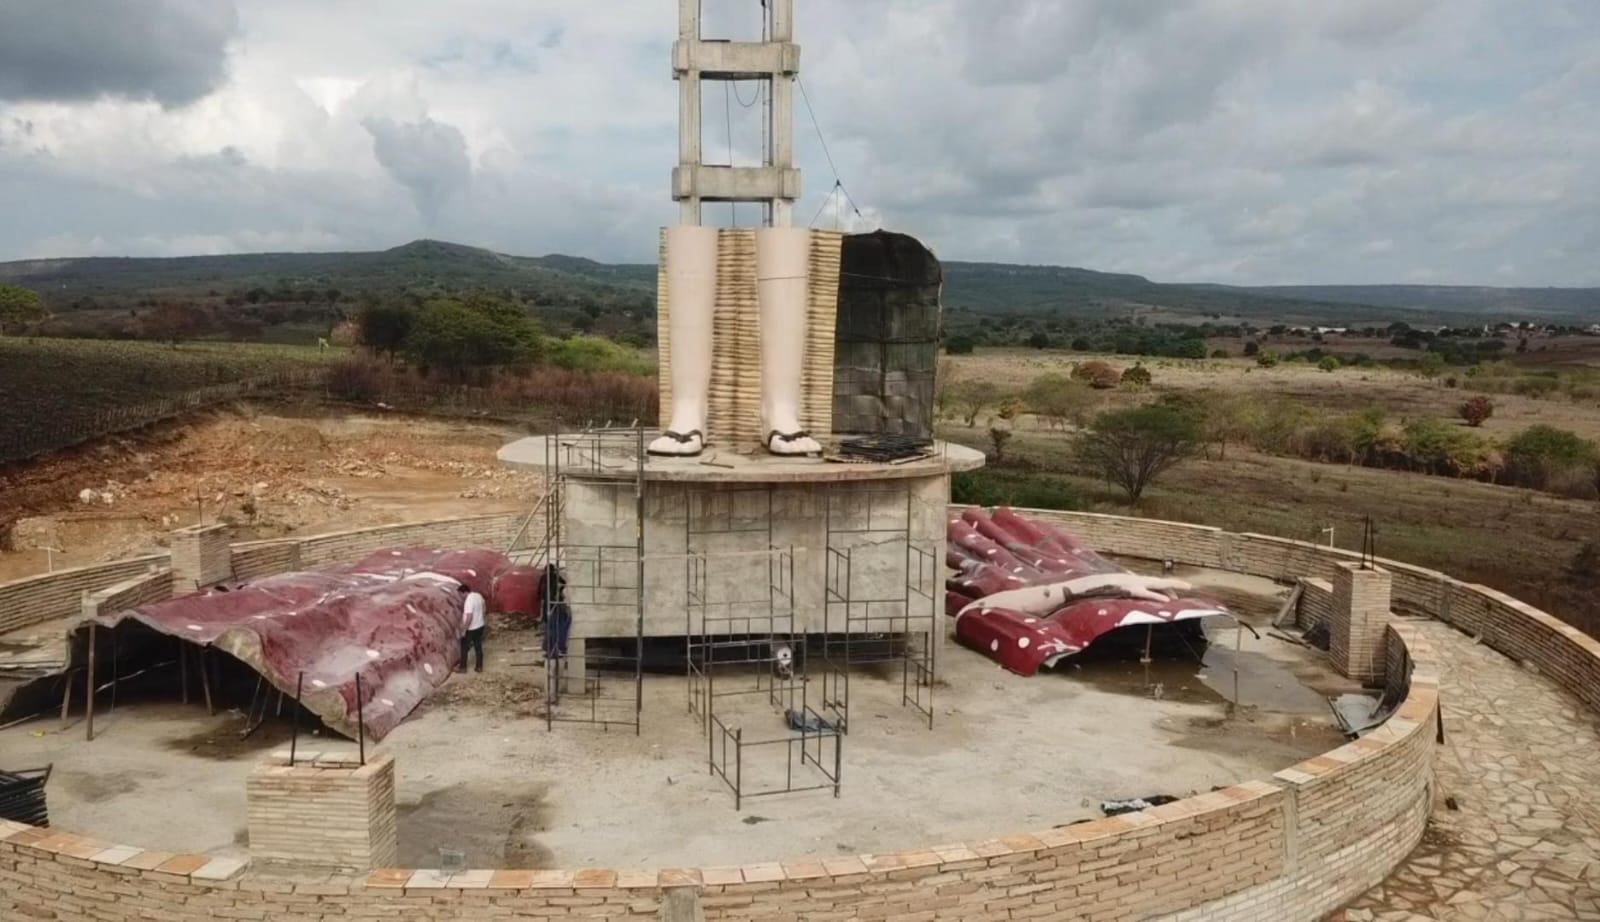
[1, 0, 1597, 286]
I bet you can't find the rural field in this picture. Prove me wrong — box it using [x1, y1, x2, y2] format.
[940, 348, 1600, 635]
[0, 338, 339, 463]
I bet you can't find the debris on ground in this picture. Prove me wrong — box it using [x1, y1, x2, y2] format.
[1101, 794, 1179, 816]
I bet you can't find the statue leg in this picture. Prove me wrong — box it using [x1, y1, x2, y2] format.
[755, 227, 822, 456]
[649, 225, 718, 457]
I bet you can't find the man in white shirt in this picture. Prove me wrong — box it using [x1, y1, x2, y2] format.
[458, 584, 487, 673]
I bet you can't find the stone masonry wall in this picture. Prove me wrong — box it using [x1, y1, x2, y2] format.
[232, 512, 529, 572]
[10, 505, 1582, 922]
[1298, 576, 1334, 631]
[82, 570, 173, 621]
[0, 554, 170, 635]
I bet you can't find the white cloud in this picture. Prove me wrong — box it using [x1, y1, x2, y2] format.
[0, 0, 1597, 287]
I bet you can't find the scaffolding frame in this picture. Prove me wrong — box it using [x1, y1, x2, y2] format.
[822, 485, 940, 730]
[536, 426, 647, 734]
[683, 484, 846, 808]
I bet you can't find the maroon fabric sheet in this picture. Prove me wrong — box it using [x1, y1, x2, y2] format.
[947, 507, 1229, 676]
[101, 547, 538, 741]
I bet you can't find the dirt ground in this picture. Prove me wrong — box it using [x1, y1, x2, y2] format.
[0, 569, 1353, 869]
[945, 350, 1600, 439]
[0, 406, 543, 582]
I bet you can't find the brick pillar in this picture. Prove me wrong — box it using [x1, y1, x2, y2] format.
[1330, 562, 1392, 684]
[246, 751, 398, 871]
[170, 523, 232, 591]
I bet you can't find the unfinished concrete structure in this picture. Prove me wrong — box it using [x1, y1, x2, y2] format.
[672, 0, 799, 226]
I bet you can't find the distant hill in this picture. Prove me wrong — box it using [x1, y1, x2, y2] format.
[1237, 284, 1600, 319]
[4, 238, 1597, 326]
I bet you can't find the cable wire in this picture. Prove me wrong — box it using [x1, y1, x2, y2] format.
[796, 76, 868, 228]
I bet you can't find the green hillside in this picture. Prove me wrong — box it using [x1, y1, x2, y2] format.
[5, 238, 1596, 330]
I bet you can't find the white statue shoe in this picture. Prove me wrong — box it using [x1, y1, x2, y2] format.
[648, 427, 705, 457]
[766, 427, 821, 456]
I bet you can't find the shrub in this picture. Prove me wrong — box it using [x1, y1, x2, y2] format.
[1121, 364, 1152, 388]
[1256, 351, 1280, 367]
[1317, 355, 1340, 372]
[1243, 341, 1260, 357]
[1072, 360, 1122, 389]
[1025, 332, 1052, 349]
[945, 334, 976, 355]
[1023, 373, 1094, 430]
[988, 426, 1012, 462]
[997, 397, 1024, 421]
[1210, 349, 1229, 359]
[1401, 417, 1490, 477]
[550, 335, 652, 374]
[1504, 425, 1599, 489]
[1458, 396, 1493, 427]
[1444, 376, 1459, 388]
[325, 358, 381, 402]
[950, 471, 1078, 511]
[1569, 541, 1600, 586]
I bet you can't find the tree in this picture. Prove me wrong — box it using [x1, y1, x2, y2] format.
[0, 283, 48, 334]
[1416, 352, 1445, 381]
[951, 379, 1000, 426]
[1023, 373, 1095, 430]
[403, 294, 543, 381]
[140, 303, 210, 347]
[1201, 393, 1260, 461]
[1070, 337, 1092, 351]
[945, 334, 976, 355]
[1025, 331, 1052, 349]
[1458, 396, 1494, 427]
[1318, 355, 1340, 372]
[1076, 405, 1202, 503]
[1243, 340, 1260, 357]
[359, 302, 416, 360]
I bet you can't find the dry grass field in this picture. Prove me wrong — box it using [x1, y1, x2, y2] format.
[940, 348, 1600, 635]
[944, 349, 1600, 439]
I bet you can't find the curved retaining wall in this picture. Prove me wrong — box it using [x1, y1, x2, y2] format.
[10, 505, 1585, 921]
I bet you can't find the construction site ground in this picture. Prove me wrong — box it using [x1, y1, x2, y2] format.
[1, 407, 1351, 869]
[0, 406, 543, 582]
[0, 566, 1351, 870]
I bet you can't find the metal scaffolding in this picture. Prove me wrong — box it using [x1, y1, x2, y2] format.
[822, 484, 939, 729]
[534, 426, 647, 734]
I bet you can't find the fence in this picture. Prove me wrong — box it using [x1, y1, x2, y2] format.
[0, 370, 327, 465]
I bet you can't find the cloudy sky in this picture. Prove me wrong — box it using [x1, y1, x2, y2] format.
[1, 0, 1597, 286]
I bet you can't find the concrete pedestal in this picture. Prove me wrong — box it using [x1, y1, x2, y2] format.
[499, 438, 985, 678]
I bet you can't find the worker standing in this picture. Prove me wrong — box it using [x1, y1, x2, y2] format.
[458, 584, 487, 673]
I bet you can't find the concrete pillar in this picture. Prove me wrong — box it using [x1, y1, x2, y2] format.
[170, 523, 232, 592]
[246, 751, 398, 871]
[1330, 562, 1392, 685]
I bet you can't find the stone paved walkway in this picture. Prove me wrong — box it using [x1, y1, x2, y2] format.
[1330, 620, 1600, 922]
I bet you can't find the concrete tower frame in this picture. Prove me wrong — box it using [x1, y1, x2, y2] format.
[673, 0, 801, 226]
